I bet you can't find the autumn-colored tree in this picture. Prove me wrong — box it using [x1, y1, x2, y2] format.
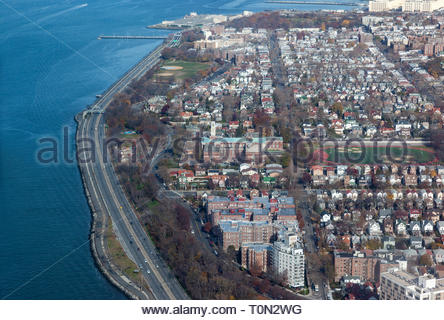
[301, 172, 312, 185]
[419, 254, 433, 267]
[331, 102, 343, 116]
[202, 222, 212, 233]
[253, 109, 271, 128]
[321, 22, 326, 31]
[296, 209, 305, 229]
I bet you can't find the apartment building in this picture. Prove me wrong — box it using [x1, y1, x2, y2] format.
[201, 136, 283, 164]
[219, 220, 274, 250]
[207, 195, 296, 225]
[334, 251, 379, 282]
[369, 0, 444, 12]
[380, 270, 444, 300]
[241, 242, 272, 272]
[424, 40, 444, 57]
[271, 232, 305, 288]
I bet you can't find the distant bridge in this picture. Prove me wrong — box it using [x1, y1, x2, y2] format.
[97, 35, 168, 40]
[264, 1, 364, 6]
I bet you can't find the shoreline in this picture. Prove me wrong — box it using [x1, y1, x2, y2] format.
[74, 113, 148, 300]
[74, 42, 167, 300]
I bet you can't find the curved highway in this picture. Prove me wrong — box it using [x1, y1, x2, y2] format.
[77, 33, 188, 299]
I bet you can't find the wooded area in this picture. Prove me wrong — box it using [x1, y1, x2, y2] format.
[115, 164, 302, 300]
[225, 11, 362, 30]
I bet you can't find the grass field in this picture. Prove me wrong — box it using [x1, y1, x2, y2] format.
[158, 59, 209, 80]
[105, 222, 141, 284]
[145, 199, 159, 209]
[320, 145, 436, 164]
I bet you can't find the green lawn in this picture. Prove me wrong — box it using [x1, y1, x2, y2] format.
[120, 133, 139, 139]
[105, 222, 141, 284]
[146, 199, 159, 209]
[160, 59, 210, 80]
[323, 146, 435, 164]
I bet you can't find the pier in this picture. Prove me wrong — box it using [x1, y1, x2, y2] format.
[97, 35, 168, 40]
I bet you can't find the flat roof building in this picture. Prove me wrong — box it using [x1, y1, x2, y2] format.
[380, 270, 444, 300]
[271, 232, 305, 288]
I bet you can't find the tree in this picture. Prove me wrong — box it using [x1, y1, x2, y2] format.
[301, 172, 312, 185]
[249, 264, 263, 277]
[175, 205, 190, 231]
[431, 129, 444, 162]
[222, 95, 238, 122]
[346, 167, 359, 178]
[419, 254, 432, 267]
[253, 109, 271, 128]
[364, 239, 381, 250]
[336, 239, 350, 251]
[202, 222, 212, 233]
[320, 253, 335, 282]
[227, 245, 237, 262]
[226, 174, 240, 189]
[280, 152, 291, 168]
[208, 179, 215, 190]
[296, 209, 305, 229]
[331, 102, 343, 116]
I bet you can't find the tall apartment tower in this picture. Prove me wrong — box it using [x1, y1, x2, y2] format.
[271, 232, 305, 288]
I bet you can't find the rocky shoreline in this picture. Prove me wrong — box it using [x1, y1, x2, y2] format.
[74, 113, 148, 300]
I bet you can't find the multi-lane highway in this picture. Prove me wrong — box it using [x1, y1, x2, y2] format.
[77, 33, 188, 299]
[88, 32, 181, 114]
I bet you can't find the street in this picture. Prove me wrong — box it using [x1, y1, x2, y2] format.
[77, 33, 188, 299]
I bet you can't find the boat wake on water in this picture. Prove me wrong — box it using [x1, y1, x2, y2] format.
[36, 3, 88, 24]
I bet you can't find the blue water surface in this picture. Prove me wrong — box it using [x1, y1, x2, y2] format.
[0, 0, 355, 299]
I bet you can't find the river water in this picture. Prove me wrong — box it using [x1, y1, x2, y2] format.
[0, 0, 355, 299]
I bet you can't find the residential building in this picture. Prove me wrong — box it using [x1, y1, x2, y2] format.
[271, 232, 305, 288]
[219, 220, 273, 250]
[334, 251, 379, 282]
[380, 270, 444, 300]
[202, 136, 283, 164]
[241, 242, 272, 272]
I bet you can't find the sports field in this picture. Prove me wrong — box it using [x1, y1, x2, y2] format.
[314, 145, 436, 165]
[158, 59, 210, 80]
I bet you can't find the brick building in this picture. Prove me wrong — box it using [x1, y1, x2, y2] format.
[334, 251, 379, 282]
[207, 194, 297, 225]
[201, 136, 283, 164]
[219, 220, 273, 251]
[241, 242, 272, 272]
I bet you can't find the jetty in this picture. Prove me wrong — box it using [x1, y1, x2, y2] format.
[97, 35, 168, 40]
